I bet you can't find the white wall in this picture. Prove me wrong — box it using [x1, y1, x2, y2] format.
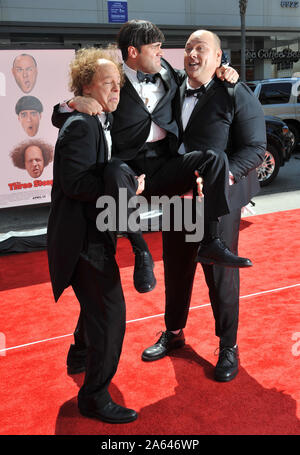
[1, 0, 300, 27]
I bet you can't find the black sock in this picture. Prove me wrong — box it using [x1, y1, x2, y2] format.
[127, 232, 149, 254]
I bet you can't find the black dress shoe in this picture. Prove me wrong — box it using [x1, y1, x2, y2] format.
[214, 345, 239, 382]
[79, 400, 138, 424]
[67, 344, 87, 375]
[142, 330, 185, 361]
[133, 250, 156, 293]
[196, 238, 252, 268]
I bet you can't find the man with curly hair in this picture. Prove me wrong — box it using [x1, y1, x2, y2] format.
[10, 139, 53, 178]
[47, 48, 138, 424]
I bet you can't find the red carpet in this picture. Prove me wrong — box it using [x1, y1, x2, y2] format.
[0, 209, 300, 435]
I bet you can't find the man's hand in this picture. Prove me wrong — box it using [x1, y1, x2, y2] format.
[216, 66, 239, 83]
[195, 171, 204, 199]
[68, 96, 103, 115]
[136, 174, 145, 195]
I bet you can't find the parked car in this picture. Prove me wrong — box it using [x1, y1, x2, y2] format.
[247, 78, 300, 151]
[258, 116, 294, 186]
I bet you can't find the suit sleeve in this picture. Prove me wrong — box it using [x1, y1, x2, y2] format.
[52, 103, 73, 129]
[161, 57, 186, 86]
[228, 82, 266, 182]
[57, 116, 104, 201]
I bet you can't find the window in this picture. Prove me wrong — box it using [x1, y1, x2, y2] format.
[259, 83, 292, 104]
[277, 61, 293, 71]
[247, 83, 257, 92]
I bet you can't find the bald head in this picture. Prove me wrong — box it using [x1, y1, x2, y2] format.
[12, 54, 37, 93]
[184, 29, 222, 87]
[188, 30, 221, 51]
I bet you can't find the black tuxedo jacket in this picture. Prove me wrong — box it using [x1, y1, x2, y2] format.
[47, 112, 113, 302]
[111, 58, 179, 159]
[176, 77, 266, 210]
[52, 58, 180, 160]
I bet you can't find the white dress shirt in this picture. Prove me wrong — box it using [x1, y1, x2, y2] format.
[123, 63, 167, 143]
[178, 79, 211, 155]
[98, 113, 112, 160]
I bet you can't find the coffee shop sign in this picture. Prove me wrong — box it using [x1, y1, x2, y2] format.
[246, 49, 300, 60]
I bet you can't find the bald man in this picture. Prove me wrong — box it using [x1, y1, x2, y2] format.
[12, 54, 38, 93]
[142, 30, 266, 383]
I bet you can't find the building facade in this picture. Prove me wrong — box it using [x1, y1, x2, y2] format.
[1, 0, 300, 80]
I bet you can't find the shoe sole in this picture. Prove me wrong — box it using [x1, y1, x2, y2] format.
[197, 258, 252, 268]
[141, 340, 185, 362]
[135, 277, 157, 293]
[214, 368, 239, 382]
[79, 408, 138, 424]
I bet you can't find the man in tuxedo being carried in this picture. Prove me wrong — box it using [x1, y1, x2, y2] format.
[142, 30, 266, 382]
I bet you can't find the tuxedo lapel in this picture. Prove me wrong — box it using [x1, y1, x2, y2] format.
[179, 78, 187, 105]
[185, 79, 218, 131]
[122, 76, 148, 111]
[150, 66, 173, 112]
[177, 79, 187, 132]
[106, 112, 114, 127]
[122, 67, 172, 113]
[159, 66, 171, 91]
[93, 115, 109, 163]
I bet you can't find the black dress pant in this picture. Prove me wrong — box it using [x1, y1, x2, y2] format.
[101, 147, 230, 227]
[70, 230, 126, 408]
[70, 143, 234, 360]
[162, 207, 242, 347]
[127, 145, 231, 221]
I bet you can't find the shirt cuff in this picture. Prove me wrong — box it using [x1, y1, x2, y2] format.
[59, 101, 74, 113]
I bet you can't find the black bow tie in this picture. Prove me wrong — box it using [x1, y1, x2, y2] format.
[137, 71, 160, 84]
[185, 86, 206, 98]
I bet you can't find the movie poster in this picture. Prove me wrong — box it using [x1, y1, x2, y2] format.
[163, 49, 184, 70]
[0, 49, 75, 208]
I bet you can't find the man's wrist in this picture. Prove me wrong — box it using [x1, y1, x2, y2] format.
[67, 98, 75, 109]
[60, 100, 74, 113]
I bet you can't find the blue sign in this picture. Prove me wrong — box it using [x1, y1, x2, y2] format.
[108, 1, 128, 23]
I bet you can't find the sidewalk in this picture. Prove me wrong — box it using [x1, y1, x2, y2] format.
[250, 189, 300, 216]
[1, 153, 299, 245]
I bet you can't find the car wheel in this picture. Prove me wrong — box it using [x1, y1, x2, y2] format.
[285, 123, 299, 152]
[256, 144, 280, 186]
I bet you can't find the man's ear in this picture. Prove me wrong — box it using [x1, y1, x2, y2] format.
[216, 49, 222, 67]
[127, 46, 139, 59]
